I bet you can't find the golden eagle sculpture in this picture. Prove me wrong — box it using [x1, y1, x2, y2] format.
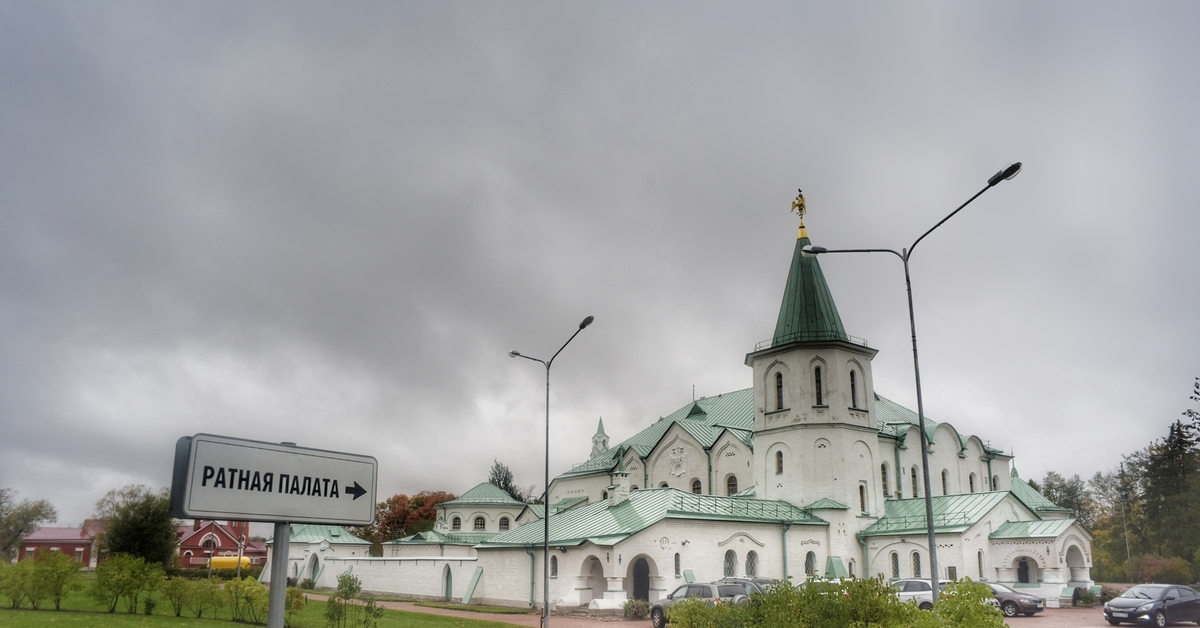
[790, 189, 806, 218]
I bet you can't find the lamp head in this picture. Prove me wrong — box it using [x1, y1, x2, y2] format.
[802, 245, 827, 257]
[508, 350, 521, 358]
[579, 315, 595, 329]
[988, 162, 1022, 187]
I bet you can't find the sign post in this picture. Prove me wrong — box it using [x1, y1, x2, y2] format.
[171, 434, 377, 628]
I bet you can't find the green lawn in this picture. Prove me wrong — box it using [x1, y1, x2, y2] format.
[0, 588, 518, 628]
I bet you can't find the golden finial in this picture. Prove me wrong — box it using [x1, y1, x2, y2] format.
[790, 189, 807, 238]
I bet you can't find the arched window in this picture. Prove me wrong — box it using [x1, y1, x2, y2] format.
[775, 451, 784, 475]
[805, 551, 816, 576]
[881, 464, 889, 496]
[602, 490, 608, 499]
[550, 555, 558, 578]
[993, 475, 1000, 491]
[727, 476, 738, 495]
[746, 551, 758, 577]
[660, 482, 669, 488]
[941, 469, 949, 496]
[814, 366, 823, 405]
[451, 516, 461, 531]
[202, 538, 217, 550]
[858, 484, 867, 513]
[850, 370, 858, 408]
[775, 372, 784, 410]
[499, 517, 510, 531]
[631, 485, 639, 491]
[691, 479, 702, 494]
[912, 552, 921, 578]
[969, 473, 976, 493]
[911, 467, 919, 498]
[724, 550, 737, 577]
[848, 559, 855, 577]
[890, 552, 900, 578]
[977, 550, 984, 579]
[674, 553, 681, 577]
[473, 516, 486, 530]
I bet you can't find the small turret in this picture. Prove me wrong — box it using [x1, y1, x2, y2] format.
[591, 418, 610, 459]
[608, 458, 630, 507]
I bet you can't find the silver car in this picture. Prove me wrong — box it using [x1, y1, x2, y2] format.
[650, 582, 750, 628]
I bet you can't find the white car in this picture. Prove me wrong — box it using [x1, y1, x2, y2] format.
[891, 579, 951, 610]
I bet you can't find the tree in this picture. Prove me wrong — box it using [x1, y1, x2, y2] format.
[30, 548, 84, 610]
[93, 484, 158, 520]
[349, 490, 456, 552]
[1040, 471, 1096, 529]
[488, 459, 535, 503]
[0, 488, 57, 562]
[102, 486, 178, 566]
[89, 553, 163, 613]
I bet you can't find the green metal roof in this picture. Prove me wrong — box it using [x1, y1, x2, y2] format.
[859, 492, 1010, 537]
[771, 235, 849, 347]
[478, 488, 826, 548]
[805, 498, 850, 510]
[285, 524, 371, 545]
[442, 482, 525, 507]
[990, 519, 1076, 539]
[389, 530, 495, 546]
[558, 389, 755, 479]
[1008, 469, 1072, 513]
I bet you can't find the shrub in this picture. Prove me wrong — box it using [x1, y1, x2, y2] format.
[1133, 555, 1194, 584]
[30, 548, 84, 610]
[1100, 585, 1123, 604]
[0, 559, 33, 609]
[285, 587, 307, 627]
[90, 554, 164, 613]
[300, 578, 316, 589]
[1075, 588, 1096, 607]
[225, 576, 270, 623]
[325, 572, 382, 628]
[185, 578, 223, 618]
[933, 580, 1004, 628]
[624, 598, 649, 619]
[161, 577, 192, 616]
[144, 597, 157, 615]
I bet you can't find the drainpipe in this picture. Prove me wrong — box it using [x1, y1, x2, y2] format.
[525, 547, 536, 608]
[781, 523, 792, 582]
[985, 453, 995, 490]
[857, 533, 868, 578]
[642, 455, 648, 490]
[707, 448, 714, 494]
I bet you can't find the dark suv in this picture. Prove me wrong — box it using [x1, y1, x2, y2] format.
[1103, 584, 1200, 626]
[650, 582, 750, 628]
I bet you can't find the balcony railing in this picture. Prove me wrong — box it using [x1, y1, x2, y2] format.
[754, 331, 869, 352]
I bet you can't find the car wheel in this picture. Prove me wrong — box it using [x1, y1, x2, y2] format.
[1154, 610, 1166, 627]
[919, 601, 933, 611]
[1001, 601, 1019, 617]
[651, 607, 666, 628]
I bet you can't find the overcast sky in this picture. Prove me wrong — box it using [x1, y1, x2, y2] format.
[2, 2, 1198, 531]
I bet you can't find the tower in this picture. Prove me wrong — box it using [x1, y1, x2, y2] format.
[590, 418, 609, 459]
[745, 193, 881, 515]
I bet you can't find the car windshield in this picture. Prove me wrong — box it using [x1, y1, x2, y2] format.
[990, 583, 1015, 594]
[1120, 585, 1166, 600]
[718, 585, 745, 598]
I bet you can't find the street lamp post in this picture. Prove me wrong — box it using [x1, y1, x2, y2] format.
[509, 315, 595, 628]
[806, 162, 1021, 603]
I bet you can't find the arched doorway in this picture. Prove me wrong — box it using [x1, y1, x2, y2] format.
[307, 554, 320, 582]
[1017, 557, 1031, 583]
[443, 565, 453, 600]
[1065, 546, 1088, 582]
[632, 558, 650, 601]
[579, 556, 604, 605]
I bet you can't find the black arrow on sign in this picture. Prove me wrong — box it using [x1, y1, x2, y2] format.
[344, 481, 367, 500]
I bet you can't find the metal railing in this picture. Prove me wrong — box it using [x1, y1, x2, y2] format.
[754, 331, 869, 352]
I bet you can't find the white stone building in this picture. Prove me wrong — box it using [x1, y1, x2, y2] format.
[291, 210, 1093, 609]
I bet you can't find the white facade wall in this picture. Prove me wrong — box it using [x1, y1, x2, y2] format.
[315, 556, 480, 602]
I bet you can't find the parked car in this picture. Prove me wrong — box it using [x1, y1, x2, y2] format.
[1103, 584, 1200, 626]
[716, 576, 777, 595]
[985, 582, 1042, 617]
[650, 581, 751, 628]
[891, 579, 951, 610]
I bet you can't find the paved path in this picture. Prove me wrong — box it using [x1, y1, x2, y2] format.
[309, 594, 1114, 628]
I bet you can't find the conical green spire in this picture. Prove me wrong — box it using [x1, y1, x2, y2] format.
[772, 234, 848, 347]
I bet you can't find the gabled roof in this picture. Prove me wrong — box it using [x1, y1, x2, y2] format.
[991, 519, 1077, 539]
[23, 527, 95, 542]
[804, 498, 850, 510]
[859, 492, 1012, 537]
[1008, 469, 1073, 514]
[478, 488, 826, 548]
[389, 530, 495, 546]
[873, 393, 1004, 456]
[276, 524, 370, 545]
[559, 389, 755, 479]
[178, 521, 241, 546]
[441, 482, 524, 507]
[771, 234, 849, 347]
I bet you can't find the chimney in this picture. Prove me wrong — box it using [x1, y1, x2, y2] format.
[608, 459, 631, 507]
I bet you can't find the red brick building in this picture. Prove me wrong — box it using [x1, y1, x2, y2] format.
[18, 520, 106, 569]
[177, 520, 267, 568]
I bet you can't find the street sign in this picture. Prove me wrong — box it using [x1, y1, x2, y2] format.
[170, 434, 377, 526]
